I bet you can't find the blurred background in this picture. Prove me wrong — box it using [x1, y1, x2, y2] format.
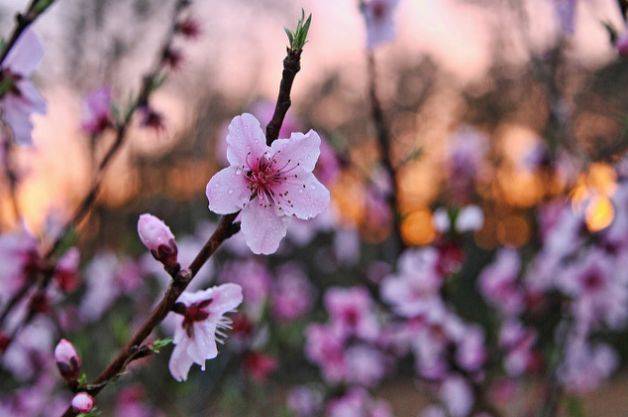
[1, 0, 628, 416]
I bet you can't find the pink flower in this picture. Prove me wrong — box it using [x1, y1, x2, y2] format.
[115, 386, 154, 417]
[206, 113, 330, 254]
[243, 351, 278, 381]
[324, 286, 379, 340]
[271, 263, 314, 322]
[327, 388, 392, 417]
[455, 325, 486, 372]
[53, 248, 80, 292]
[287, 386, 323, 417]
[557, 249, 627, 329]
[344, 344, 388, 387]
[0, 30, 46, 146]
[54, 338, 81, 381]
[81, 86, 112, 135]
[362, 0, 400, 49]
[0, 229, 39, 299]
[305, 323, 347, 383]
[168, 283, 243, 381]
[381, 249, 444, 318]
[439, 375, 474, 417]
[558, 334, 618, 393]
[499, 320, 538, 377]
[315, 137, 340, 186]
[479, 249, 524, 316]
[137, 213, 178, 269]
[71, 392, 95, 413]
[219, 259, 270, 321]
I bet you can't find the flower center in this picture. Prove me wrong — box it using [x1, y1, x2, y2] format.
[371, 1, 387, 20]
[0, 69, 22, 98]
[244, 151, 301, 210]
[182, 299, 212, 337]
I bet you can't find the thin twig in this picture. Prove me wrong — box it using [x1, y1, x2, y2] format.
[366, 51, 404, 252]
[58, 40, 306, 417]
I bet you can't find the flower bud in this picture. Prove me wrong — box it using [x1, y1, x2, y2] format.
[616, 32, 628, 57]
[71, 392, 94, 413]
[55, 338, 81, 381]
[175, 17, 201, 39]
[137, 214, 178, 270]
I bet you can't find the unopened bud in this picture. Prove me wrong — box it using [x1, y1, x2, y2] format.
[137, 214, 179, 271]
[55, 338, 81, 381]
[71, 392, 94, 413]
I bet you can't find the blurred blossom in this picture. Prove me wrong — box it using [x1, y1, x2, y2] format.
[439, 375, 474, 417]
[324, 286, 379, 340]
[139, 105, 165, 131]
[0, 30, 46, 146]
[80, 253, 142, 322]
[168, 283, 243, 381]
[446, 127, 488, 201]
[421, 406, 447, 417]
[556, 249, 628, 329]
[499, 320, 538, 377]
[271, 262, 315, 322]
[479, 249, 524, 316]
[243, 351, 278, 381]
[315, 137, 341, 186]
[0, 229, 39, 302]
[0, 375, 67, 417]
[333, 228, 361, 265]
[53, 247, 80, 293]
[381, 248, 444, 318]
[115, 386, 155, 417]
[81, 86, 113, 136]
[206, 113, 330, 254]
[558, 333, 618, 393]
[344, 344, 388, 387]
[326, 388, 393, 417]
[220, 258, 271, 320]
[433, 206, 484, 234]
[617, 31, 628, 56]
[362, 0, 400, 49]
[305, 323, 347, 383]
[2, 318, 54, 381]
[287, 386, 323, 417]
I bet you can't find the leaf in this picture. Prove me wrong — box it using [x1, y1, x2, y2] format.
[149, 337, 173, 353]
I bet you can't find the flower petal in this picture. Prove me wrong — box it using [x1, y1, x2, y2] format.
[226, 113, 268, 167]
[206, 167, 250, 215]
[240, 199, 287, 254]
[168, 339, 195, 382]
[274, 172, 330, 220]
[210, 283, 243, 315]
[5, 30, 44, 76]
[270, 129, 321, 173]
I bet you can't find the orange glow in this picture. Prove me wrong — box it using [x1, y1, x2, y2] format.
[585, 195, 614, 233]
[401, 208, 436, 246]
[496, 214, 530, 247]
[330, 171, 365, 227]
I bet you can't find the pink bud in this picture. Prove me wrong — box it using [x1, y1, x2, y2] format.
[137, 214, 178, 269]
[71, 392, 94, 413]
[617, 32, 628, 57]
[55, 338, 81, 381]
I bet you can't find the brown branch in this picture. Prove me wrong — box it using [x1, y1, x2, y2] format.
[366, 51, 405, 252]
[266, 49, 302, 143]
[0, 0, 57, 67]
[58, 40, 306, 416]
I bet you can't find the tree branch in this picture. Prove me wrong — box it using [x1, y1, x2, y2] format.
[58, 40, 306, 417]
